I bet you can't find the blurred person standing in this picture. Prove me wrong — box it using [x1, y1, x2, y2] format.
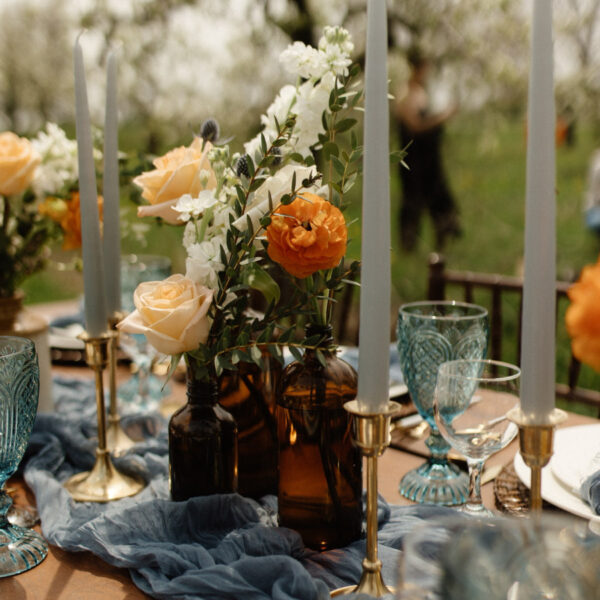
[394, 47, 461, 251]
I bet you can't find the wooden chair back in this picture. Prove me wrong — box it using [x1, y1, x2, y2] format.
[427, 253, 600, 414]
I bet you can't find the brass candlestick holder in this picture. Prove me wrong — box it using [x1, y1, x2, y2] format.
[106, 312, 136, 455]
[64, 331, 145, 502]
[331, 400, 402, 598]
[507, 406, 567, 511]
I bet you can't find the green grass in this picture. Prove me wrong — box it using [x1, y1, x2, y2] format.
[23, 114, 600, 411]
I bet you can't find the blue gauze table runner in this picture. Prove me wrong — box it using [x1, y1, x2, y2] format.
[21, 376, 452, 600]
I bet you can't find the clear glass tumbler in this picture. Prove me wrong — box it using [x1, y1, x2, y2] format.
[118, 254, 172, 411]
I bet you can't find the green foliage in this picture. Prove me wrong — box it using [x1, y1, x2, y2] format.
[0, 191, 61, 297]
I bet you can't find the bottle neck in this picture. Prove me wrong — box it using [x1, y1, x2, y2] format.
[186, 367, 219, 405]
[305, 323, 334, 349]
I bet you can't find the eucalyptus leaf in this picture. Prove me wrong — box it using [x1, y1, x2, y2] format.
[289, 345, 304, 363]
[242, 262, 281, 305]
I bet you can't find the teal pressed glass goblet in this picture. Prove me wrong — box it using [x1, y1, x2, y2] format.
[0, 336, 47, 577]
[396, 301, 489, 505]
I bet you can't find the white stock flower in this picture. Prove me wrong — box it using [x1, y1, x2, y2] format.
[182, 221, 197, 250]
[280, 42, 328, 80]
[173, 190, 220, 222]
[245, 84, 297, 161]
[185, 234, 228, 290]
[31, 123, 79, 198]
[233, 164, 320, 232]
[291, 72, 336, 156]
[319, 26, 354, 56]
[321, 44, 352, 77]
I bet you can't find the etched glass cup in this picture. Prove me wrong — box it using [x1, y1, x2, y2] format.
[0, 336, 47, 576]
[434, 359, 520, 515]
[396, 301, 488, 505]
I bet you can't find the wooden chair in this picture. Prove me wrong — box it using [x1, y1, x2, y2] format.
[427, 253, 600, 415]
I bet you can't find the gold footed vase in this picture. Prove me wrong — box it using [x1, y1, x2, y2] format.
[64, 331, 145, 502]
[331, 400, 401, 597]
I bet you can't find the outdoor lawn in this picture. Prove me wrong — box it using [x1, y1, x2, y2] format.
[22, 112, 600, 407]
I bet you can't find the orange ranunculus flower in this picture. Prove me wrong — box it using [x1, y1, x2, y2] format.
[266, 192, 347, 278]
[565, 256, 600, 372]
[133, 137, 217, 225]
[39, 191, 103, 251]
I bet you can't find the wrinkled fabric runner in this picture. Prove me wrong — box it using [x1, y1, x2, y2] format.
[22, 376, 451, 600]
[581, 470, 600, 515]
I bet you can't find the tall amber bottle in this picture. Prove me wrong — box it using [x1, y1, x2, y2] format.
[169, 371, 238, 501]
[219, 350, 281, 499]
[277, 325, 362, 551]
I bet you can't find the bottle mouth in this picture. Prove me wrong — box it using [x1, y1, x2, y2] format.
[305, 323, 334, 346]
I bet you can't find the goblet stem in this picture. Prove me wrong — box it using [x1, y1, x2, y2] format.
[465, 458, 485, 513]
[425, 427, 451, 460]
[0, 488, 12, 528]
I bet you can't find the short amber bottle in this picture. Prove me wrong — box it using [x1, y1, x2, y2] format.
[219, 351, 281, 499]
[277, 325, 362, 551]
[169, 371, 238, 501]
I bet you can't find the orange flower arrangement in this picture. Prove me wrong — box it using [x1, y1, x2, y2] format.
[565, 255, 600, 372]
[266, 192, 347, 278]
[39, 191, 104, 251]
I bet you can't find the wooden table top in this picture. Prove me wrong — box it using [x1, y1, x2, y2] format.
[1, 301, 597, 599]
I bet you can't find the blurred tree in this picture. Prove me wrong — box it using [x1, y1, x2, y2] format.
[1, 0, 600, 149]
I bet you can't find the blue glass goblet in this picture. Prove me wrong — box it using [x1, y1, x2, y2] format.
[0, 336, 48, 576]
[396, 301, 489, 505]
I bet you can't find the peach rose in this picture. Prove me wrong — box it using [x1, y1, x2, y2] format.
[0, 132, 40, 196]
[566, 257, 600, 372]
[117, 274, 213, 355]
[266, 192, 347, 278]
[133, 137, 217, 225]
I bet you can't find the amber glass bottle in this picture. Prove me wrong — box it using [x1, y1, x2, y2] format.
[169, 370, 238, 501]
[277, 325, 362, 551]
[219, 350, 281, 498]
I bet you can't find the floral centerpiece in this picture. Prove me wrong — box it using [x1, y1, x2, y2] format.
[566, 254, 600, 372]
[0, 123, 102, 303]
[118, 25, 364, 382]
[117, 26, 370, 501]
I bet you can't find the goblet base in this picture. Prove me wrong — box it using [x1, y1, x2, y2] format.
[399, 459, 468, 506]
[0, 523, 47, 577]
[458, 503, 494, 517]
[7, 504, 39, 528]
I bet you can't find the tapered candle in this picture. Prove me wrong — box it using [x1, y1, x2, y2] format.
[103, 48, 121, 315]
[74, 34, 108, 337]
[357, 0, 390, 413]
[520, 0, 556, 423]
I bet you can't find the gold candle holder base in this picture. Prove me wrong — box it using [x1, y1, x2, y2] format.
[106, 313, 135, 456]
[507, 406, 567, 512]
[331, 400, 402, 598]
[64, 331, 145, 503]
[64, 448, 145, 502]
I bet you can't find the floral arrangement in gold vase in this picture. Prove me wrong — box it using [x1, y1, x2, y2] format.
[117, 26, 368, 504]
